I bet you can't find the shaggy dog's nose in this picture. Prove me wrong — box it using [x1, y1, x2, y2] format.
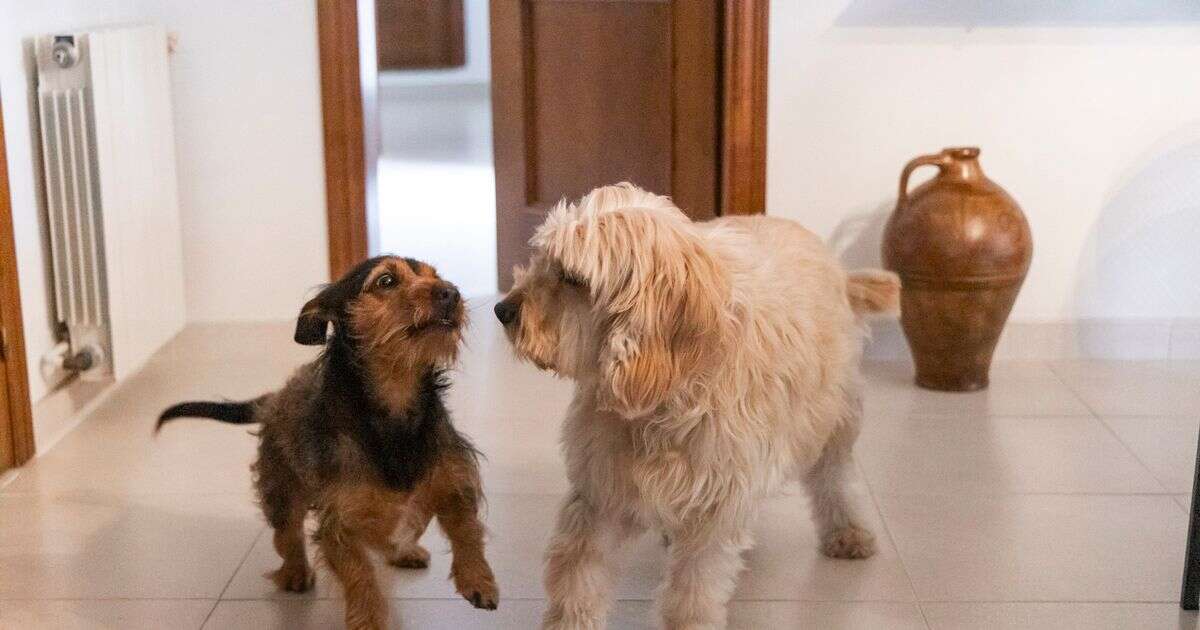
[494, 300, 518, 324]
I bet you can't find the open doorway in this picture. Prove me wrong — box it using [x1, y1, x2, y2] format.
[374, 0, 496, 297]
[317, 0, 768, 289]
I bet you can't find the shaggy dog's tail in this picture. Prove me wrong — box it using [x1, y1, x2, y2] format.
[156, 397, 265, 433]
[845, 270, 901, 316]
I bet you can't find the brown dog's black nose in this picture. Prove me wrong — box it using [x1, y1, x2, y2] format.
[433, 284, 460, 312]
[494, 300, 518, 324]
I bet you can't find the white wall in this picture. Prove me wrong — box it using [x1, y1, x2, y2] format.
[378, 0, 490, 87]
[1, 0, 328, 402]
[768, 1, 1200, 323]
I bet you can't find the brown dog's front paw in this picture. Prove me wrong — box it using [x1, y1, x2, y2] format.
[821, 525, 876, 559]
[454, 564, 499, 610]
[270, 562, 316, 592]
[388, 544, 431, 569]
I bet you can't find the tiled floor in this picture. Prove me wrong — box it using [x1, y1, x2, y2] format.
[2, 309, 1199, 629]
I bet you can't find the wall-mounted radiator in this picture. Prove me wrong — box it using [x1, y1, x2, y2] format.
[35, 25, 186, 382]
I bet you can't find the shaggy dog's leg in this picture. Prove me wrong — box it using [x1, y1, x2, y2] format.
[542, 492, 636, 630]
[803, 397, 876, 560]
[658, 525, 751, 630]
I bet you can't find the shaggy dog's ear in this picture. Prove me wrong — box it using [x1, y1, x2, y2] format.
[551, 208, 729, 418]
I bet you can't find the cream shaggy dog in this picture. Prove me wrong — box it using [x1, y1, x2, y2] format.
[493, 183, 900, 630]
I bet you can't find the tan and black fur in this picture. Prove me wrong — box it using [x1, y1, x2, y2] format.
[157, 256, 497, 630]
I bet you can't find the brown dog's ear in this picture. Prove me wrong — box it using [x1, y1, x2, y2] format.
[294, 296, 331, 345]
[293, 257, 383, 345]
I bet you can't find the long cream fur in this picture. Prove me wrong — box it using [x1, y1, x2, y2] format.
[499, 183, 900, 630]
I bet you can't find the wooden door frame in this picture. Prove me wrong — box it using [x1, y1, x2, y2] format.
[317, 0, 377, 279]
[720, 0, 768, 216]
[316, 0, 768, 276]
[0, 99, 37, 468]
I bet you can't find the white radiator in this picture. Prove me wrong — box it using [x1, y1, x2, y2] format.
[35, 25, 186, 381]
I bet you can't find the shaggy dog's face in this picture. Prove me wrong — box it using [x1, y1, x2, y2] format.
[494, 253, 594, 378]
[495, 184, 731, 419]
[296, 255, 466, 367]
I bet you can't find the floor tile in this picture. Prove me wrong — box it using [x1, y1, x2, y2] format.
[733, 487, 916, 602]
[0, 492, 262, 598]
[921, 602, 1197, 630]
[0, 599, 216, 630]
[857, 414, 1163, 495]
[204, 598, 661, 630]
[223, 487, 914, 604]
[863, 362, 1092, 419]
[728, 601, 927, 630]
[204, 599, 929, 630]
[1050, 360, 1200, 416]
[877, 494, 1186, 602]
[1178, 495, 1193, 513]
[1104, 416, 1200, 494]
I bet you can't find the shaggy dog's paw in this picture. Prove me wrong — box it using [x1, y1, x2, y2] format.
[821, 526, 876, 559]
[269, 563, 316, 592]
[542, 610, 603, 630]
[388, 544, 431, 569]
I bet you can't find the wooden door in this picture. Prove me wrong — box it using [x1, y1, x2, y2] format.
[490, 0, 766, 289]
[0, 100, 36, 471]
[376, 0, 466, 70]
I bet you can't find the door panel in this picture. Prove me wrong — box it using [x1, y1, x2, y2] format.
[376, 0, 466, 70]
[528, 1, 672, 203]
[491, 0, 720, 289]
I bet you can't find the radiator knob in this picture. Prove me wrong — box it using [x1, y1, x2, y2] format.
[51, 37, 79, 68]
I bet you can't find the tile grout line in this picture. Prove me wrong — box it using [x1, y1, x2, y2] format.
[1045, 362, 1177, 497]
[1041, 360, 1100, 420]
[201, 525, 268, 629]
[853, 455, 932, 629]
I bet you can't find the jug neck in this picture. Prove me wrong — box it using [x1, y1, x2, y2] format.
[940, 147, 985, 182]
[942, 157, 984, 181]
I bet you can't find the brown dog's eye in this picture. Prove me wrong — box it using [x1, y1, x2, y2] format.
[375, 273, 398, 290]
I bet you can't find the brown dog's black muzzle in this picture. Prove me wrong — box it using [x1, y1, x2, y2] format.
[494, 299, 518, 325]
[433, 282, 461, 319]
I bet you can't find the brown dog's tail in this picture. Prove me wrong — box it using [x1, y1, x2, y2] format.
[845, 269, 901, 316]
[156, 398, 264, 433]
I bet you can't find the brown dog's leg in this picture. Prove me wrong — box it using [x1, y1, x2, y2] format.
[431, 459, 498, 610]
[269, 503, 314, 592]
[317, 507, 388, 630]
[387, 495, 435, 569]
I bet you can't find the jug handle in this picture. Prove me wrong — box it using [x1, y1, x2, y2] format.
[898, 151, 951, 208]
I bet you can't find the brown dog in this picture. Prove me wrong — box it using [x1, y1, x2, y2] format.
[157, 255, 497, 630]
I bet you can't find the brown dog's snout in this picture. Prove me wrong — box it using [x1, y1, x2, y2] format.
[433, 282, 460, 316]
[494, 299, 518, 325]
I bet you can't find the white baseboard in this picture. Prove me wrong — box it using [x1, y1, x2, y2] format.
[31, 376, 115, 456]
[864, 318, 1200, 360]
